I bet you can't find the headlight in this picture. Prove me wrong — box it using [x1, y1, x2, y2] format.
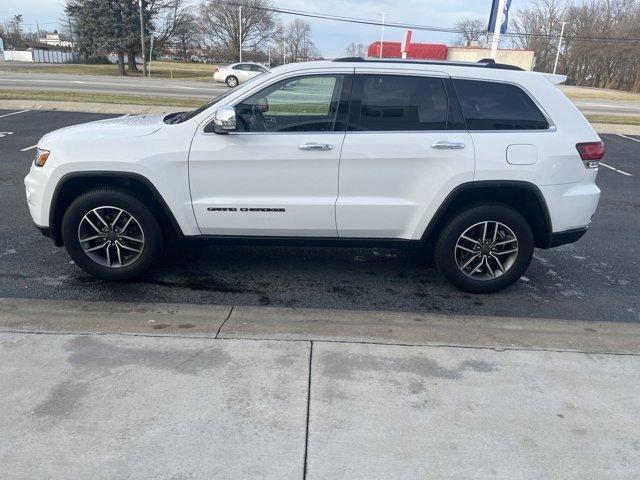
[34, 148, 50, 167]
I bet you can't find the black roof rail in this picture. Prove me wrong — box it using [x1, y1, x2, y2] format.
[332, 56, 523, 71]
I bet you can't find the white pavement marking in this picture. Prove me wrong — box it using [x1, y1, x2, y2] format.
[600, 162, 633, 177]
[20, 145, 37, 152]
[617, 133, 640, 143]
[0, 109, 30, 119]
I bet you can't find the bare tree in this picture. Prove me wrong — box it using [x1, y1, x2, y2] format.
[345, 42, 366, 57]
[454, 18, 486, 46]
[151, 0, 199, 60]
[511, 0, 568, 73]
[5, 14, 26, 49]
[198, 0, 276, 61]
[285, 18, 315, 61]
[512, 0, 640, 91]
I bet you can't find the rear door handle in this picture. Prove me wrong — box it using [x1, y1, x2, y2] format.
[299, 143, 333, 151]
[430, 141, 466, 150]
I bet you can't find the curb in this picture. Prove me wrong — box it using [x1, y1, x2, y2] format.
[1, 297, 639, 354]
[0, 99, 185, 115]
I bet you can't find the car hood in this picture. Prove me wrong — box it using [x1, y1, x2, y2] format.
[39, 114, 165, 147]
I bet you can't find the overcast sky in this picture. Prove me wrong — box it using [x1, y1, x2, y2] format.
[0, 0, 541, 57]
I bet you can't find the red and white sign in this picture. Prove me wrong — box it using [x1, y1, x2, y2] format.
[401, 30, 412, 58]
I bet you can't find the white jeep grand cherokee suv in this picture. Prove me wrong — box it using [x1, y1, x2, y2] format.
[24, 57, 603, 293]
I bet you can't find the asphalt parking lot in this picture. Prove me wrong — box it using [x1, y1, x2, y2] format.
[1, 109, 638, 322]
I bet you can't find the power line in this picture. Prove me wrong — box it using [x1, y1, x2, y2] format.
[207, 0, 640, 45]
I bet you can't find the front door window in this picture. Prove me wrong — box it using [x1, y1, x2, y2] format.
[235, 75, 345, 132]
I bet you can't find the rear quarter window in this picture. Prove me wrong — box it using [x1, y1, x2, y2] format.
[453, 79, 549, 130]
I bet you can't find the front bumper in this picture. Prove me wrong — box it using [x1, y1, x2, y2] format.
[24, 162, 60, 230]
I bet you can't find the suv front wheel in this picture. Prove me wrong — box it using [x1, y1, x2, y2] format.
[61, 188, 163, 280]
[435, 204, 534, 293]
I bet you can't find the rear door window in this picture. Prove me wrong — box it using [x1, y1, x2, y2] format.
[351, 75, 449, 131]
[453, 79, 549, 130]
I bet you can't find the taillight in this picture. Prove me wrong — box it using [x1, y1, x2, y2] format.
[214, 66, 220, 73]
[576, 142, 604, 168]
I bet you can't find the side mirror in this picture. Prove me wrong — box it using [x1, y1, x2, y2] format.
[210, 105, 237, 134]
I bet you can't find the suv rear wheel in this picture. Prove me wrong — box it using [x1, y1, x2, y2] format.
[61, 188, 163, 280]
[435, 204, 534, 293]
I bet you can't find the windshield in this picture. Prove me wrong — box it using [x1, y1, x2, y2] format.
[165, 72, 270, 124]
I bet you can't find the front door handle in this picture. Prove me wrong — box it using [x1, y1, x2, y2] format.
[299, 143, 333, 151]
[430, 141, 466, 150]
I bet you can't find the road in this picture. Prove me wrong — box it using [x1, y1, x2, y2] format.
[1, 109, 639, 322]
[0, 71, 226, 99]
[2, 69, 640, 116]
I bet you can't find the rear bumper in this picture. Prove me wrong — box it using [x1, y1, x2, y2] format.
[546, 227, 588, 248]
[539, 180, 600, 233]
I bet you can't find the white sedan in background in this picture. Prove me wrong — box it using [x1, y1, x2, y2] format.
[213, 62, 270, 87]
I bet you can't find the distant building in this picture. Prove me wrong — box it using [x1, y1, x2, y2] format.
[38, 34, 74, 48]
[367, 31, 535, 71]
[367, 41, 448, 60]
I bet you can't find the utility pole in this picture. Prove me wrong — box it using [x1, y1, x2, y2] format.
[378, 12, 388, 58]
[148, 35, 154, 77]
[490, 0, 506, 60]
[138, 0, 147, 77]
[268, 46, 271, 67]
[238, 6, 242, 62]
[553, 21, 568, 74]
[35, 19, 41, 42]
[67, 17, 74, 46]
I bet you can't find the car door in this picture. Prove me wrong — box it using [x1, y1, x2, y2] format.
[248, 64, 267, 79]
[232, 64, 252, 82]
[336, 70, 475, 239]
[189, 72, 352, 236]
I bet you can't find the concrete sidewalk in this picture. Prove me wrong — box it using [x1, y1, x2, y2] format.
[1, 298, 640, 479]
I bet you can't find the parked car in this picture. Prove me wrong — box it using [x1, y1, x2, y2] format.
[24, 57, 603, 293]
[213, 62, 269, 87]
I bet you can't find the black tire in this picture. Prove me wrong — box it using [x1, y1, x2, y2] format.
[434, 204, 534, 294]
[61, 188, 163, 280]
[226, 75, 238, 87]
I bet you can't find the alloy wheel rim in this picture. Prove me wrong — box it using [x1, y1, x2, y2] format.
[454, 221, 518, 280]
[77, 206, 145, 268]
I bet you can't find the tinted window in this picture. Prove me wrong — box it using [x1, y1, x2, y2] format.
[235, 75, 344, 132]
[249, 64, 266, 72]
[454, 79, 549, 130]
[233, 64, 251, 71]
[353, 75, 448, 131]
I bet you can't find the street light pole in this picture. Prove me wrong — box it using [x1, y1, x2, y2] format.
[490, 0, 506, 60]
[553, 21, 568, 74]
[238, 6, 243, 62]
[138, 0, 147, 76]
[378, 12, 387, 58]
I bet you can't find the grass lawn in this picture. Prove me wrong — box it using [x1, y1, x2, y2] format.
[585, 115, 640, 126]
[0, 89, 203, 107]
[559, 85, 640, 102]
[0, 60, 218, 80]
